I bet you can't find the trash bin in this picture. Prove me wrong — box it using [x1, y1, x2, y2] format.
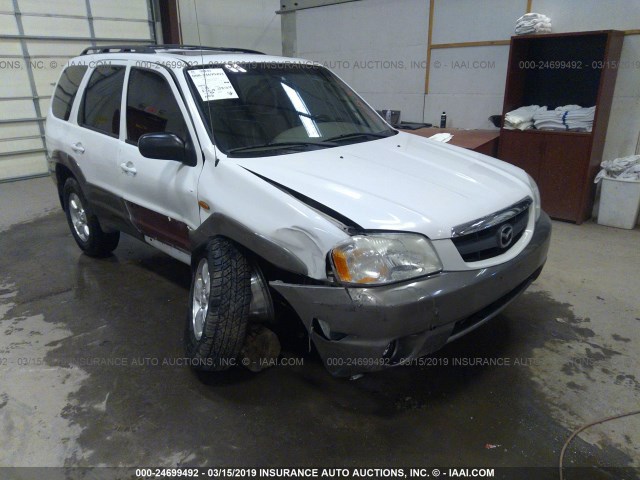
[597, 177, 640, 229]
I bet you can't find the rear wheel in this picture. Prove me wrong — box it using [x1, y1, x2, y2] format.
[185, 237, 252, 371]
[63, 177, 119, 257]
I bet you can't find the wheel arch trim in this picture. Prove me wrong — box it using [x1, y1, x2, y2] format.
[50, 150, 87, 207]
[189, 212, 309, 277]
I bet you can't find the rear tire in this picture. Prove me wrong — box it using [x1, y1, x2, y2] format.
[185, 237, 252, 371]
[63, 177, 119, 257]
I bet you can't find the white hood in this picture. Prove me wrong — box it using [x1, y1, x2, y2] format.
[232, 132, 532, 240]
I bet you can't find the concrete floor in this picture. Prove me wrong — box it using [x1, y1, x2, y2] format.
[0, 177, 638, 478]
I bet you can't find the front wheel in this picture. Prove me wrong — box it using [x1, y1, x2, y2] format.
[185, 237, 252, 371]
[63, 178, 119, 257]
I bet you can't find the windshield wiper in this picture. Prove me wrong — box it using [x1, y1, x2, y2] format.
[227, 140, 337, 154]
[324, 131, 395, 143]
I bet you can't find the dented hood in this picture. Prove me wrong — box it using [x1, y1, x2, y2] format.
[231, 132, 532, 240]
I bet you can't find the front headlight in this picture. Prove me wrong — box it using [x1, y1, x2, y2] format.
[528, 174, 541, 220]
[330, 233, 442, 285]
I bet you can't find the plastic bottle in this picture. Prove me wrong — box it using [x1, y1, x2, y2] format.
[440, 111, 447, 128]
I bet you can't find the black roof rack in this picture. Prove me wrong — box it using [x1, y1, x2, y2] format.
[80, 44, 265, 56]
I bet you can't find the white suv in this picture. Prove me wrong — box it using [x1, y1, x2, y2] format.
[46, 45, 551, 376]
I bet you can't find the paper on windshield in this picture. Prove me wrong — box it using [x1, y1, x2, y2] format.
[188, 68, 239, 101]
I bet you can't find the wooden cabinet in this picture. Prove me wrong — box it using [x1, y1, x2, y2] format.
[498, 31, 624, 223]
[538, 132, 592, 220]
[500, 129, 592, 220]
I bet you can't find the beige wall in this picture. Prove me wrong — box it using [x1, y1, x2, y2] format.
[177, 0, 282, 55]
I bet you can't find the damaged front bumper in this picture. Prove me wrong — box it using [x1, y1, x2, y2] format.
[271, 213, 552, 376]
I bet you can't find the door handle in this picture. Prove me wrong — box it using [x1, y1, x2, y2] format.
[71, 142, 85, 154]
[120, 162, 137, 176]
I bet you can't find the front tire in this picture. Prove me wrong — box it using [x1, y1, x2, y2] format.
[185, 237, 252, 371]
[63, 177, 119, 257]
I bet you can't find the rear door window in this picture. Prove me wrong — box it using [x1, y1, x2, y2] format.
[79, 65, 126, 136]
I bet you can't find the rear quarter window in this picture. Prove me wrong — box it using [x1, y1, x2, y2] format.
[51, 65, 88, 121]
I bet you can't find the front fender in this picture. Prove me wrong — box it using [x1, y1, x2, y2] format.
[190, 212, 309, 276]
[193, 161, 350, 279]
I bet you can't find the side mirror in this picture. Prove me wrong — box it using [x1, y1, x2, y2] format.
[138, 133, 197, 166]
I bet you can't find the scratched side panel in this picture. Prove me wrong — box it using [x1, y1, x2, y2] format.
[125, 201, 191, 252]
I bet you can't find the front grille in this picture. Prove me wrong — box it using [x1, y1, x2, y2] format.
[452, 205, 529, 262]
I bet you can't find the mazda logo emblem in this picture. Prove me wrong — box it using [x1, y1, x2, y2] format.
[497, 224, 514, 249]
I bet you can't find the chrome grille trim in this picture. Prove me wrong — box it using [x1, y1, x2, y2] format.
[451, 197, 533, 238]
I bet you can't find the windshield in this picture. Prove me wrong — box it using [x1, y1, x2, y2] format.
[185, 62, 396, 157]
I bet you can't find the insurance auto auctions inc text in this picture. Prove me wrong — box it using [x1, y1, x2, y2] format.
[254, 468, 495, 478]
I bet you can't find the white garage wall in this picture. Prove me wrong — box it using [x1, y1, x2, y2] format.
[424, 0, 525, 129]
[286, 0, 640, 164]
[293, 0, 429, 122]
[177, 0, 282, 55]
[431, 0, 525, 45]
[426, 44, 509, 129]
[0, 0, 155, 181]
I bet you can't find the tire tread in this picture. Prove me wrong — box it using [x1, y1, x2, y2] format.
[186, 237, 251, 371]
